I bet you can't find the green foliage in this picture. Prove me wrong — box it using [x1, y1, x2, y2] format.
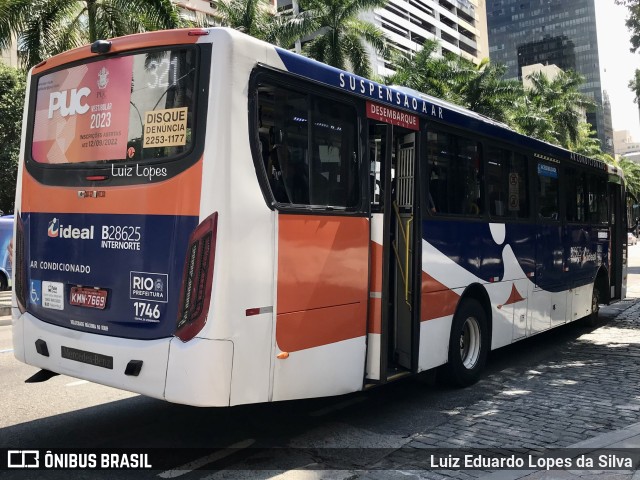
[211, 0, 315, 47]
[386, 40, 525, 124]
[629, 68, 640, 106]
[615, 0, 640, 52]
[0, 0, 186, 69]
[388, 39, 598, 154]
[0, 63, 25, 214]
[299, 0, 388, 77]
[518, 70, 595, 148]
[609, 156, 640, 198]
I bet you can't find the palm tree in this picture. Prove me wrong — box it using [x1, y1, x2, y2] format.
[211, 0, 314, 47]
[0, 0, 186, 69]
[610, 156, 640, 197]
[298, 0, 388, 77]
[519, 70, 595, 149]
[387, 39, 524, 124]
[386, 39, 454, 100]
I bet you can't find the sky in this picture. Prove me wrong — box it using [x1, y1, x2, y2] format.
[595, 0, 640, 139]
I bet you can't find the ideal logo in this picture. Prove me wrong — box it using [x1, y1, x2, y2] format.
[48, 87, 91, 119]
[130, 271, 168, 303]
[48, 218, 59, 238]
[48, 218, 94, 240]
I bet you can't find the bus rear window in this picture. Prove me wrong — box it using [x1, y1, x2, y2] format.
[31, 48, 197, 165]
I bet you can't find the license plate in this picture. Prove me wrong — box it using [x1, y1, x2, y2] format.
[70, 287, 108, 309]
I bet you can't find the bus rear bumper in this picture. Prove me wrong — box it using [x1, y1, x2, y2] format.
[14, 313, 235, 406]
[165, 337, 234, 407]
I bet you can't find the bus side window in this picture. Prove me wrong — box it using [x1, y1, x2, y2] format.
[265, 130, 290, 203]
[537, 162, 559, 220]
[427, 130, 483, 217]
[255, 79, 359, 209]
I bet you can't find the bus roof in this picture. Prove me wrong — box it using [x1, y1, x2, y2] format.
[272, 42, 609, 174]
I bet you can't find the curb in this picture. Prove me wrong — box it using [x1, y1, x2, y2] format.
[0, 305, 10, 317]
[479, 300, 640, 480]
[479, 421, 640, 479]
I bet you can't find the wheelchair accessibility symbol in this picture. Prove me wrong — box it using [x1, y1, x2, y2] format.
[30, 280, 41, 306]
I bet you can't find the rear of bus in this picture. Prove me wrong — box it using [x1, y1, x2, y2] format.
[10, 29, 231, 405]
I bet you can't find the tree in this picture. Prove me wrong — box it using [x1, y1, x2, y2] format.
[299, 0, 388, 77]
[211, 0, 314, 47]
[611, 155, 640, 197]
[614, 2, 640, 116]
[387, 39, 524, 124]
[0, 64, 25, 215]
[0, 0, 186, 69]
[629, 68, 640, 107]
[616, 0, 640, 52]
[517, 70, 595, 150]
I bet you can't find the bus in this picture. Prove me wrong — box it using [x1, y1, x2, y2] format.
[0, 214, 13, 290]
[11, 27, 627, 406]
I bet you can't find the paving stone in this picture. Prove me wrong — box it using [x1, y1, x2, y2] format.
[361, 299, 640, 480]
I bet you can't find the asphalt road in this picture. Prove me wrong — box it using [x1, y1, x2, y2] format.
[1, 245, 640, 479]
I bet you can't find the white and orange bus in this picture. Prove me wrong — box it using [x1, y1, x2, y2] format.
[11, 28, 627, 406]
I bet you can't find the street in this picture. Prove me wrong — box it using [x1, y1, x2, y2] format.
[2, 247, 640, 479]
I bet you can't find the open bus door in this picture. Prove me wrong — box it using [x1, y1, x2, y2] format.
[624, 193, 638, 299]
[609, 174, 625, 302]
[365, 104, 421, 383]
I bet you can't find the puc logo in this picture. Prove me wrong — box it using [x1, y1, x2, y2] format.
[48, 87, 91, 119]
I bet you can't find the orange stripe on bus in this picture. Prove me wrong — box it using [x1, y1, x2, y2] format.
[276, 215, 368, 351]
[421, 272, 460, 321]
[21, 160, 202, 216]
[33, 29, 203, 75]
[276, 302, 366, 353]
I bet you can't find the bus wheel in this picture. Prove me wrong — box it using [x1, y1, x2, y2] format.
[583, 287, 600, 327]
[0, 273, 7, 291]
[443, 298, 489, 387]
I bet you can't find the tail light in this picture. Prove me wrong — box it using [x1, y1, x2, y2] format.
[14, 212, 27, 313]
[175, 212, 218, 342]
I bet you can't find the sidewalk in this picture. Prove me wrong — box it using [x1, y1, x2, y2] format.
[479, 298, 640, 480]
[0, 288, 12, 325]
[481, 421, 640, 479]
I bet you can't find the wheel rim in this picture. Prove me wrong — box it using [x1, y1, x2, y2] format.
[459, 316, 481, 369]
[592, 290, 599, 315]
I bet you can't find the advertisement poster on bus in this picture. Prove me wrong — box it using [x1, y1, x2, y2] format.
[32, 57, 134, 163]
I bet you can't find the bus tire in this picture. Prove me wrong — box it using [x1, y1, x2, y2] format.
[583, 286, 600, 327]
[443, 298, 489, 387]
[0, 272, 7, 291]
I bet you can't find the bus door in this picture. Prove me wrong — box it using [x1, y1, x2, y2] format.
[609, 181, 624, 301]
[365, 105, 420, 382]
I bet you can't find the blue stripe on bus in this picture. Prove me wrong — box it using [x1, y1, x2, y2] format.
[422, 220, 608, 292]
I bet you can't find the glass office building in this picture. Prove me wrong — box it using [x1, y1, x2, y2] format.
[487, 0, 613, 154]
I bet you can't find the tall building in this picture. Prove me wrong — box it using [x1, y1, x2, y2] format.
[276, 0, 489, 76]
[614, 130, 640, 163]
[602, 90, 613, 153]
[0, 37, 19, 68]
[367, 0, 489, 76]
[486, 0, 614, 155]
